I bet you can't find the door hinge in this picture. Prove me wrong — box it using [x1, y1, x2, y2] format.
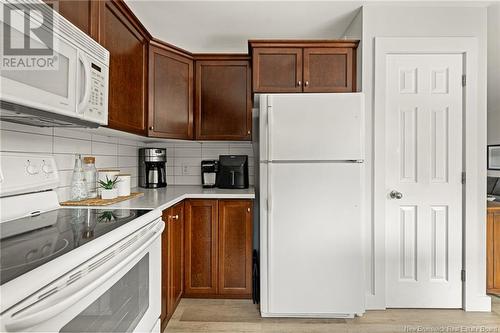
[462, 74, 466, 87]
[461, 269, 466, 282]
[461, 172, 466, 184]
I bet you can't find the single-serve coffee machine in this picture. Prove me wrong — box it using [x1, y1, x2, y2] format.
[139, 148, 167, 188]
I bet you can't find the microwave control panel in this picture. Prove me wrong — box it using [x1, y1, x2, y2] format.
[86, 62, 108, 125]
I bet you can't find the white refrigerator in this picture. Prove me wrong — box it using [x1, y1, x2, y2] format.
[259, 93, 365, 318]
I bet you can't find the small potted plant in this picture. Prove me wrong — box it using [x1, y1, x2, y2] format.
[98, 176, 119, 200]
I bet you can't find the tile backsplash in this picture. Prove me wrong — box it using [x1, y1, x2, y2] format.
[0, 122, 255, 202]
[145, 141, 255, 186]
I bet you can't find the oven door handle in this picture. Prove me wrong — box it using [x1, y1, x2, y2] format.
[4, 220, 164, 332]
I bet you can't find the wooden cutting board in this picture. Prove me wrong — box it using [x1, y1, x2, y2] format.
[60, 192, 144, 206]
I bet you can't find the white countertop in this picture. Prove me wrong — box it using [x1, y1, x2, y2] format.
[77, 185, 256, 211]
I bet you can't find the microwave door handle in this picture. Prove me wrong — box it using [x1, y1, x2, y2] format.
[77, 52, 91, 114]
[3, 220, 164, 332]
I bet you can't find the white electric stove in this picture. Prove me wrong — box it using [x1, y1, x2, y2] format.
[0, 152, 163, 333]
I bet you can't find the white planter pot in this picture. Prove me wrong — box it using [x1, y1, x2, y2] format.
[101, 188, 118, 200]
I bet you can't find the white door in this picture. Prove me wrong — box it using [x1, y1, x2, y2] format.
[265, 162, 364, 316]
[385, 54, 463, 308]
[260, 93, 364, 161]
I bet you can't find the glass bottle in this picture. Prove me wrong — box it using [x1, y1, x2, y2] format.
[83, 156, 97, 198]
[70, 154, 88, 201]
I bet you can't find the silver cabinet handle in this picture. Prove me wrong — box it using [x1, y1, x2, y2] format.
[389, 190, 403, 199]
[297, 80, 302, 87]
[305, 81, 309, 87]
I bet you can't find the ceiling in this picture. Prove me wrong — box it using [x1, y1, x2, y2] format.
[125, 0, 495, 53]
[124, 1, 363, 53]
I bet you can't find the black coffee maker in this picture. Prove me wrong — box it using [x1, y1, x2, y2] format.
[216, 155, 249, 189]
[201, 160, 219, 188]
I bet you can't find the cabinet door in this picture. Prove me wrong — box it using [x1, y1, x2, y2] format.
[218, 200, 253, 297]
[487, 212, 500, 293]
[168, 202, 184, 315]
[43, 0, 98, 37]
[160, 209, 171, 329]
[184, 200, 218, 296]
[303, 47, 355, 93]
[99, 1, 148, 135]
[252, 48, 303, 93]
[149, 45, 193, 139]
[195, 60, 251, 140]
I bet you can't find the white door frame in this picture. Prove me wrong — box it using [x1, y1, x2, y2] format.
[373, 37, 490, 311]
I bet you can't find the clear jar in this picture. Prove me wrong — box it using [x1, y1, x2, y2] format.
[71, 154, 88, 201]
[83, 156, 97, 198]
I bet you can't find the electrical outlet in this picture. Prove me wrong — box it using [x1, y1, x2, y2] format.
[182, 165, 188, 175]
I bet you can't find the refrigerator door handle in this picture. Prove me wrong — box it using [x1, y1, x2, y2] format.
[267, 96, 273, 162]
[267, 163, 272, 213]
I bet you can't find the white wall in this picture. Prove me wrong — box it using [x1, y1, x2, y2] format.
[360, 5, 488, 310]
[0, 122, 253, 202]
[342, 8, 363, 92]
[487, 3, 500, 177]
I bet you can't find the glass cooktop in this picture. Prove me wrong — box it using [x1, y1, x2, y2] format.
[0, 208, 151, 285]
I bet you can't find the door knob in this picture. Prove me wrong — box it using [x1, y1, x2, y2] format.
[389, 190, 403, 199]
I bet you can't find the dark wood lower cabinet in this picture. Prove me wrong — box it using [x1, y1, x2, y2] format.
[184, 199, 253, 298]
[161, 199, 253, 328]
[487, 210, 500, 294]
[184, 199, 219, 296]
[161, 202, 184, 331]
[218, 200, 253, 297]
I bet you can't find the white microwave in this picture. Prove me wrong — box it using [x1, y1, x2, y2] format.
[0, 0, 109, 127]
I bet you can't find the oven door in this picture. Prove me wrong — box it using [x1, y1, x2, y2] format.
[1, 219, 163, 333]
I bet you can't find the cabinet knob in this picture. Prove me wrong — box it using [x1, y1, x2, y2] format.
[173, 214, 179, 220]
[149, 126, 154, 130]
[305, 81, 309, 87]
[297, 80, 302, 87]
[247, 130, 251, 135]
[247, 207, 251, 212]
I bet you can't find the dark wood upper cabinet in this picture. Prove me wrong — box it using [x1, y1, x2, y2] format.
[194, 56, 252, 141]
[184, 199, 218, 297]
[252, 48, 303, 93]
[249, 40, 359, 93]
[43, 0, 98, 37]
[303, 47, 355, 92]
[149, 42, 193, 139]
[218, 200, 253, 297]
[98, 0, 149, 135]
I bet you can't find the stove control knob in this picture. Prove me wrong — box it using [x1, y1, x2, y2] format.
[42, 162, 53, 174]
[26, 161, 39, 175]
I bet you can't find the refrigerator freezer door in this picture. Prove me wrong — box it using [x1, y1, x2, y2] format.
[260, 93, 364, 161]
[261, 162, 365, 316]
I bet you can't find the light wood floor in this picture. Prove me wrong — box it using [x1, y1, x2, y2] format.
[164, 296, 500, 333]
